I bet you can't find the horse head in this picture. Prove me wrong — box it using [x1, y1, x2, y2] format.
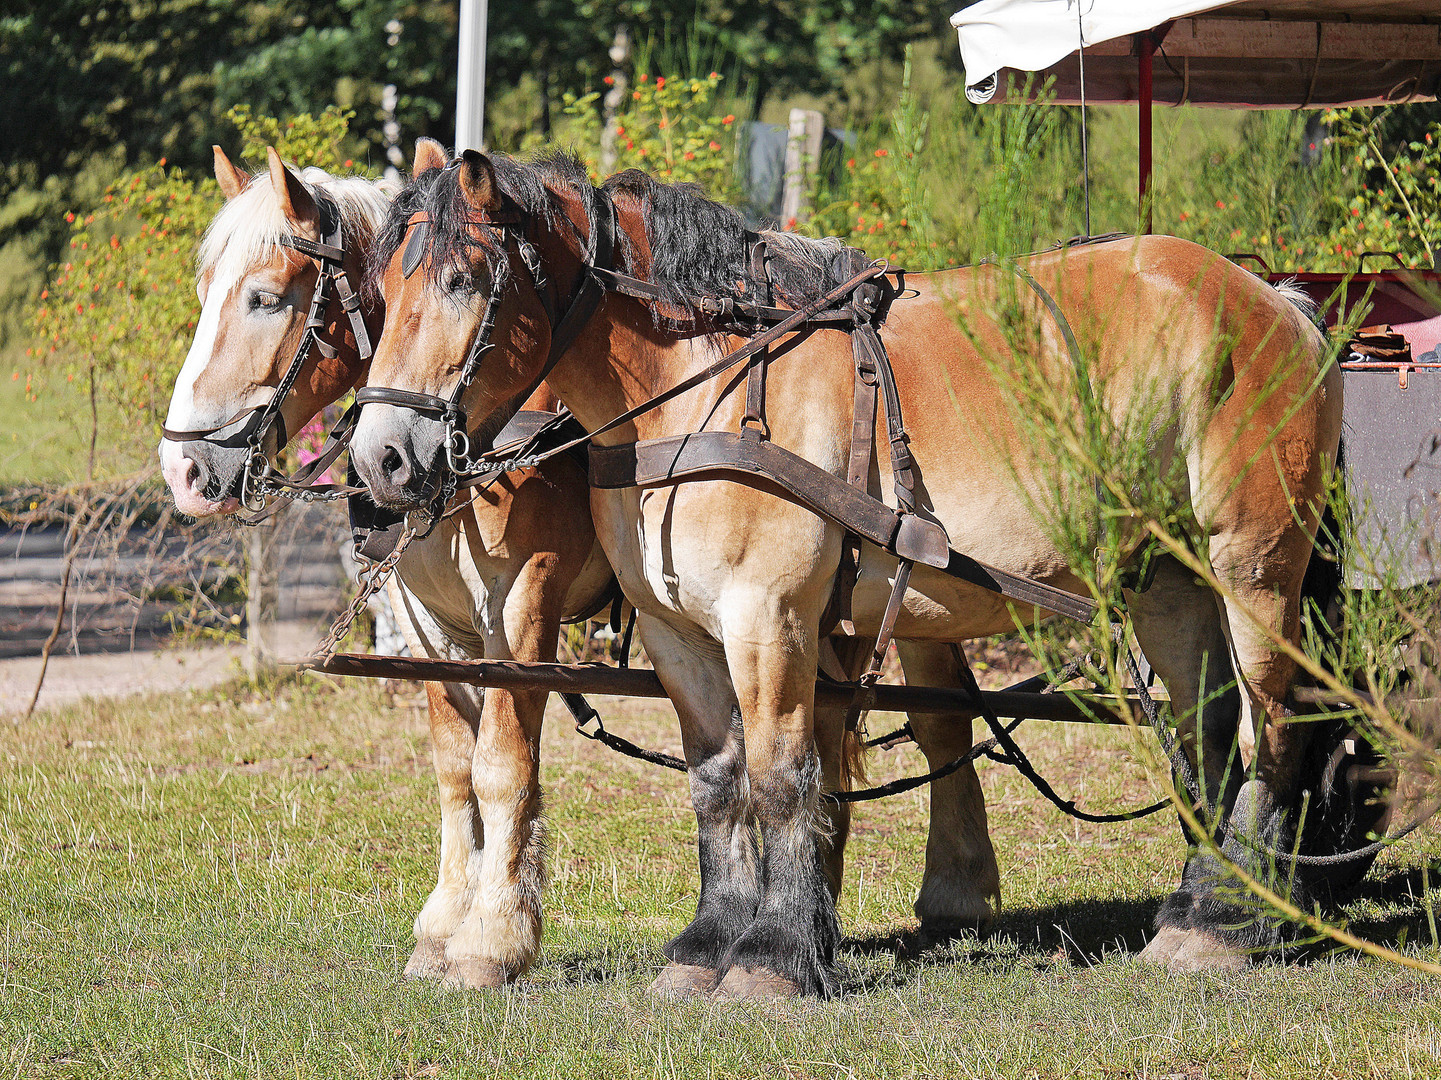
[159, 145, 391, 516]
[352, 148, 594, 511]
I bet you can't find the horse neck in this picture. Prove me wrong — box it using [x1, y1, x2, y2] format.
[539, 193, 721, 441]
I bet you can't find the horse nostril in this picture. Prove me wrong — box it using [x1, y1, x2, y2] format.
[184, 459, 200, 489]
[380, 444, 411, 487]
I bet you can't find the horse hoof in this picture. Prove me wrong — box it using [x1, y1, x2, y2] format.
[442, 958, 512, 990]
[403, 937, 449, 981]
[647, 963, 717, 999]
[918, 917, 988, 946]
[1140, 928, 1246, 973]
[712, 966, 802, 1001]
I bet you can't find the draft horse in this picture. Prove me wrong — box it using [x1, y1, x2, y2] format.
[352, 149, 1341, 997]
[160, 142, 999, 992]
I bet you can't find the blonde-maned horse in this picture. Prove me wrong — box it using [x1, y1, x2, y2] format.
[160, 142, 1001, 993]
[352, 150, 1340, 997]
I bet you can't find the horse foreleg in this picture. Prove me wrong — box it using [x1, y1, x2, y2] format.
[441, 564, 560, 989]
[894, 640, 1001, 938]
[407, 681, 483, 979]
[643, 613, 759, 998]
[385, 580, 484, 981]
[713, 609, 840, 1000]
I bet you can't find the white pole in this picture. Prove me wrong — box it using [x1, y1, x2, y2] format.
[455, 0, 489, 152]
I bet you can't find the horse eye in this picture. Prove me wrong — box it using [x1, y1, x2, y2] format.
[248, 290, 282, 311]
[446, 270, 474, 294]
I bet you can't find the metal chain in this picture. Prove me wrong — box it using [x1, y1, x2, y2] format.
[307, 525, 417, 666]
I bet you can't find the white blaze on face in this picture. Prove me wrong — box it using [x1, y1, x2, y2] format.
[158, 266, 243, 516]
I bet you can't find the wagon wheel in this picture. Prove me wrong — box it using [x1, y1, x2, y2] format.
[1295, 716, 1398, 898]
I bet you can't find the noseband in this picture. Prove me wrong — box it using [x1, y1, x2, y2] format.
[161, 190, 373, 510]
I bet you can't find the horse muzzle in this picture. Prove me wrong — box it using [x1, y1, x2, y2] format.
[350, 403, 449, 512]
[158, 438, 245, 517]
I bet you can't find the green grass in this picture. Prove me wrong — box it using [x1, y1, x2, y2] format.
[2, 675, 1440, 1079]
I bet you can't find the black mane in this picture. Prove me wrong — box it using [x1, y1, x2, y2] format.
[368, 150, 865, 317]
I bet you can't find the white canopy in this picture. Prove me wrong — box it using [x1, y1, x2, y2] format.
[951, 0, 1441, 107]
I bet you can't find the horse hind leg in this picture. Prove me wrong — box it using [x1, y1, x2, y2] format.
[1127, 556, 1249, 970]
[893, 640, 1001, 939]
[1146, 456, 1331, 970]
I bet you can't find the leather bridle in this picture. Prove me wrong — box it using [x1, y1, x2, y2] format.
[354, 163, 616, 495]
[160, 190, 372, 511]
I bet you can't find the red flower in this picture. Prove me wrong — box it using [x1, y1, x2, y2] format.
[1215, 200, 1225, 209]
[639, 72, 647, 83]
[604, 75, 615, 86]
[633, 91, 642, 100]
[722, 115, 735, 125]
[656, 77, 665, 88]
[874, 148, 888, 157]
[709, 141, 721, 151]
[683, 151, 695, 160]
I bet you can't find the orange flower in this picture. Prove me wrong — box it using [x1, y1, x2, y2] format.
[656, 77, 665, 88]
[709, 141, 721, 151]
[683, 151, 695, 160]
[639, 72, 647, 83]
[722, 115, 735, 125]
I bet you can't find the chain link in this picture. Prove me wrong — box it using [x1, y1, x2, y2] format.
[306, 525, 417, 666]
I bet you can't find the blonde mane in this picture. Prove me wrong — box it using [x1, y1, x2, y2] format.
[197, 166, 397, 285]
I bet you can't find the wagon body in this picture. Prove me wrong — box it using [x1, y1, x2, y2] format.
[953, 0, 1441, 589]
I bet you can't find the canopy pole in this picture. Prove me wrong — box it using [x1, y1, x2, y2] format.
[455, 0, 489, 152]
[1138, 32, 1155, 234]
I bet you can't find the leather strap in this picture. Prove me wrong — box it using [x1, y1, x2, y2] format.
[587, 430, 1098, 623]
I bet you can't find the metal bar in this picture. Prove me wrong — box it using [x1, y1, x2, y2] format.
[455, 0, 489, 152]
[304, 653, 1143, 725]
[1138, 32, 1155, 234]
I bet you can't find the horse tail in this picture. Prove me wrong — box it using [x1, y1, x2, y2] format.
[841, 725, 868, 788]
[1300, 433, 1348, 668]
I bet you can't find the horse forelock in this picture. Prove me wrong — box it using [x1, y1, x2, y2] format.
[198, 166, 395, 289]
[367, 150, 594, 303]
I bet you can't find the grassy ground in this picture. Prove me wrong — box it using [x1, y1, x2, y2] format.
[3, 674, 1440, 1079]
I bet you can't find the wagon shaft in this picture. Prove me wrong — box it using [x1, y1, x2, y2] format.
[303, 652, 1143, 725]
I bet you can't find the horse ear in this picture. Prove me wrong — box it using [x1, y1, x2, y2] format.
[266, 146, 319, 231]
[458, 149, 502, 212]
[412, 138, 447, 179]
[213, 145, 248, 202]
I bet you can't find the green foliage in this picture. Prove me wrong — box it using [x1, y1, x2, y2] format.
[24, 110, 358, 472]
[564, 71, 742, 196]
[1323, 108, 1440, 269]
[808, 48, 942, 267]
[226, 104, 361, 174]
[27, 162, 218, 466]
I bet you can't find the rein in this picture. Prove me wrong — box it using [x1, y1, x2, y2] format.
[161, 190, 373, 516]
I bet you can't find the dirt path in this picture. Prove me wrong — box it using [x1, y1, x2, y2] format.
[1, 621, 319, 718]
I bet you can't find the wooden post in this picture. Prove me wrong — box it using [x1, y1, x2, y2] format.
[781, 108, 825, 229]
[245, 516, 278, 679]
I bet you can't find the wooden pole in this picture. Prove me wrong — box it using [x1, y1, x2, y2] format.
[305, 653, 1146, 725]
[781, 108, 825, 229]
[245, 517, 278, 679]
